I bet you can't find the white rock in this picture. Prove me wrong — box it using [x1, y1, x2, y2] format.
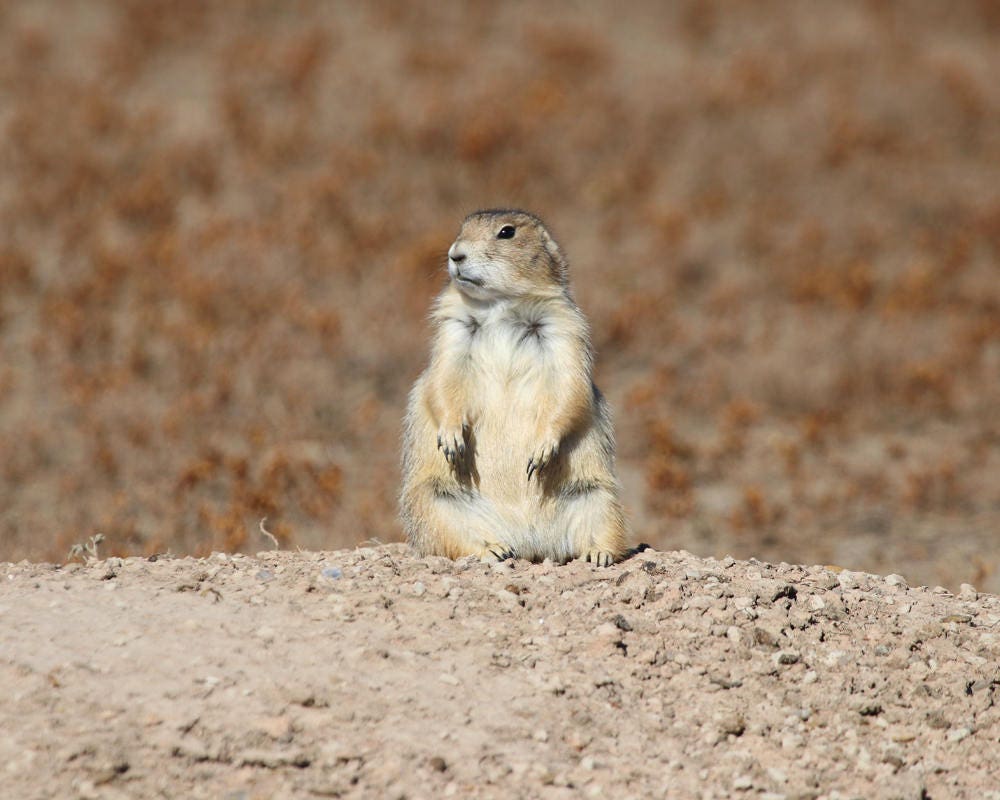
[947, 727, 972, 743]
[959, 584, 978, 601]
[823, 649, 848, 667]
[838, 571, 859, 589]
[781, 733, 803, 750]
[766, 767, 788, 783]
[255, 626, 276, 642]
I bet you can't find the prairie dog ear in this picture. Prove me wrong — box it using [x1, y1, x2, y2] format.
[539, 227, 569, 284]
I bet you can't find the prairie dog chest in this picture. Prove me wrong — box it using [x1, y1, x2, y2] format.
[444, 308, 558, 406]
[472, 311, 551, 378]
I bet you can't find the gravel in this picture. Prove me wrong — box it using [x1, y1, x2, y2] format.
[1, 544, 998, 798]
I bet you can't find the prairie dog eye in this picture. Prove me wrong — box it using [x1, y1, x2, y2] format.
[497, 225, 516, 239]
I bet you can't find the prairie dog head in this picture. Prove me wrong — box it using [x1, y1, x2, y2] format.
[446, 209, 569, 301]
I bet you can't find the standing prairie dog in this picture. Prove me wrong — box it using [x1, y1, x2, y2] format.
[400, 209, 628, 565]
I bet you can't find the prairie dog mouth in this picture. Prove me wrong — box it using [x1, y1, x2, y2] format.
[455, 273, 483, 287]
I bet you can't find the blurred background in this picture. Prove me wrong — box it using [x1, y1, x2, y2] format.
[1, 1, 998, 590]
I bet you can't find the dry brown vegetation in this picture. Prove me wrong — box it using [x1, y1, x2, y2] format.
[1, 1, 998, 590]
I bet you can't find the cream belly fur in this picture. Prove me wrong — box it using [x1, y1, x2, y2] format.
[400, 209, 628, 565]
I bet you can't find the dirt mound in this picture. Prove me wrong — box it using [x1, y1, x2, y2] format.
[2, 545, 998, 799]
[1, 1, 999, 592]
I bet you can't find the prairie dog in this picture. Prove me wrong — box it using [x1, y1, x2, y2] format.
[400, 209, 628, 566]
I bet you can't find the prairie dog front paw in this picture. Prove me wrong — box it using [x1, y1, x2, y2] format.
[437, 421, 467, 466]
[527, 436, 560, 480]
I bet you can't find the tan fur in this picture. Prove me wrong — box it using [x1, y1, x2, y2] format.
[400, 209, 628, 565]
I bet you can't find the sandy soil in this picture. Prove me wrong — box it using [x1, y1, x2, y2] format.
[3, 544, 998, 799]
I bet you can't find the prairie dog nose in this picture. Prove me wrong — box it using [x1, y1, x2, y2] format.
[448, 243, 467, 263]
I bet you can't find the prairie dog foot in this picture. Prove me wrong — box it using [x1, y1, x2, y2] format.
[478, 541, 516, 562]
[583, 548, 616, 567]
[437, 422, 467, 466]
[526, 437, 560, 480]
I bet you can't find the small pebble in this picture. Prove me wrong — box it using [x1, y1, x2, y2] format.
[255, 627, 275, 642]
[766, 767, 787, 784]
[837, 571, 859, 589]
[496, 589, 521, 605]
[714, 711, 746, 736]
[773, 651, 800, 666]
[947, 727, 972, 743]
[817, 573, 841, 590]
[958, 584, 978, 601]
[429, 756, 447, 772]
[781, 733, 803, 750]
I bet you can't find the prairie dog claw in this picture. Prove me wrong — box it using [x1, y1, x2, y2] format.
[527, 439, 560, 481]
[437, 424, 467, 466]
